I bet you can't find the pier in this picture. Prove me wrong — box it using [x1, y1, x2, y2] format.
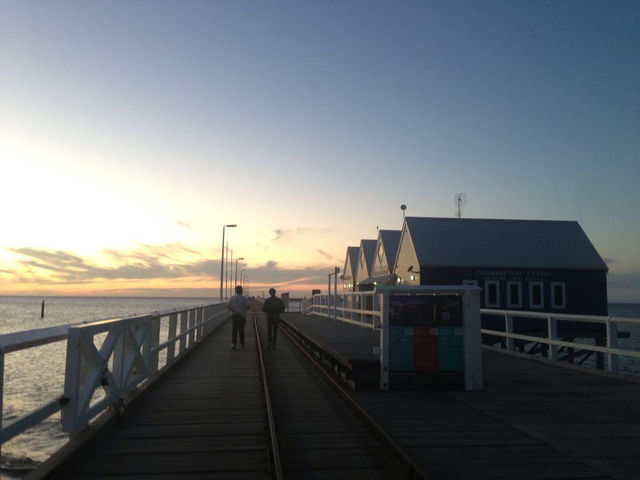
[1, 291, 639, 479]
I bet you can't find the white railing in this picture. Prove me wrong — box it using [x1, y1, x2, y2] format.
[480, 308, 640, 374]
[305, 292, 382, 329]
[0, 302, 227, 445]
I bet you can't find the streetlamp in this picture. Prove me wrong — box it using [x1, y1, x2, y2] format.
[241, 269, 247, 287]
[220, 224, 237, 301]
[235, 257, 244, 287]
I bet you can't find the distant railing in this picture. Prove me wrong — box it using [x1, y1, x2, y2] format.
[304, 292, 382, 329]
[304, 291, 640, 377]
[480, 308, 640, 374]
[0, 302, 227, 446]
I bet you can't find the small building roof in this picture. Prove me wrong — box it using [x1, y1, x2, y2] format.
[342, 246, 359, 281]
[379, 229, 401, 272]
[356, 239, 377, 282]
[403, 217, 608, 271]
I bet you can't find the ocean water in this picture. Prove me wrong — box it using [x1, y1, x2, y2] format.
[0, 296, 218, 477]
[0, 296, 638, 476]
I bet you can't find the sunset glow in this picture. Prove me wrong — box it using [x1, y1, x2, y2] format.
[1, 2, 638, 300]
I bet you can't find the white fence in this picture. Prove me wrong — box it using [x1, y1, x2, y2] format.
[306, 292, 640, 375]
[0, 302, 226, 445]
[480, 308, 640, 373]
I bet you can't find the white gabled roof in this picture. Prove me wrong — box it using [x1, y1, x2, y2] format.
[342, 246, 359, 280]
[357, 239, 377, 280]
[379, 229, 401, 271]
[404, 217, 608, 271]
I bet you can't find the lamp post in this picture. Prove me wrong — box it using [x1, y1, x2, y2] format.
[219, 224, 237, 301]
[227, 247, 233, 300]
[235, 257, 244, 287]
[241, 269, 247, 287]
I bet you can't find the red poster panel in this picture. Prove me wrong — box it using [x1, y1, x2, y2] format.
[414, 326, 438, 371]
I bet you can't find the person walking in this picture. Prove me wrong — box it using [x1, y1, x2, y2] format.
[262, 288, 285, 349]
[227, 285, 250, 349]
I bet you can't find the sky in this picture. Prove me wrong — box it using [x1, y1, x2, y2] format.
[1, 1, 638, 301]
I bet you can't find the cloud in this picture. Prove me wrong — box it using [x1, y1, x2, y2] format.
[272, 227, 332, 241]
[4, 246, 330, 292]
[316, 249, 341, 263]
[7, 246, 218, 284]
[177, 221, 194, 230]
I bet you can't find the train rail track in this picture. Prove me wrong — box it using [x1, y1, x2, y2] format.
[251, 304, 428, 479]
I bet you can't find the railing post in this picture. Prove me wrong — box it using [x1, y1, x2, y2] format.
[179, 311, 188, 354]
[505, 313, 514, 351]
[463, 288, 483, 391]
[547, 315, 558, 360]
[112, 325, 126, 389]
[188, 309, 196, 347]
[195, 308, 202, 342]
[62, 327, 83, 434]
[168, 313, 178, 364]
[606, 317, 619, 373]
[147, 316, 160, 375]
[379, 289, 390, 391]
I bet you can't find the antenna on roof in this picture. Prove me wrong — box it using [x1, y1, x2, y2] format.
[400, 204, 407, 219]
[454, 193, 467, 218]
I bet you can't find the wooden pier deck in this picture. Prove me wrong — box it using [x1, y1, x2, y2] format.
[32, 312, 640, 480]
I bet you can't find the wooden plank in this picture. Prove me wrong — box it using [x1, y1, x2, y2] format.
[49, 319, 271, 478]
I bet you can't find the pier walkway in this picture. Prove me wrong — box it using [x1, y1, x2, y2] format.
[31, 311, 640, 480]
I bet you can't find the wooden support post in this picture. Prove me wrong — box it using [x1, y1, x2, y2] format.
[547, 315, 557, 360]
[596, 336, 605, 370]
[606, 317, 619, 373]
[505, 314, 514, 352]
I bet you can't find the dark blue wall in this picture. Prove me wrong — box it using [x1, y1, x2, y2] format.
[419, 266, 608, 337]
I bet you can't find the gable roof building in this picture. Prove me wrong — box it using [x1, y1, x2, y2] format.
[394, 216, 608, 315]
[359, 229, 402, 287]
[341, 246, 360, 292]
[355, 239, 377, 291]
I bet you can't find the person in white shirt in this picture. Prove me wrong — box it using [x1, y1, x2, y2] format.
[227, 285, 250, 349]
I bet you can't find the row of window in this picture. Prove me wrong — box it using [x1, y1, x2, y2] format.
[464, 280, 566, 310]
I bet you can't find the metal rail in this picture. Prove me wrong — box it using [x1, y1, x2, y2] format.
[251, 306, 284, 480]
[278, 317, 431, 480]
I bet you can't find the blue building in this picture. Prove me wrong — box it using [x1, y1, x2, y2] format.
[393, 217, 608, 317]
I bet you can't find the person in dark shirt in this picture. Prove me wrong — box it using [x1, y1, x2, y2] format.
[227, 285, 250, 349]
[262, 288, 285, 349]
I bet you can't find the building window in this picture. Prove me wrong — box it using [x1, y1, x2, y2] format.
[551, 282, 566, 309]
[507, 281, 522, 309]
[529, 281, 544, 308]
[484, 280, 500, 308]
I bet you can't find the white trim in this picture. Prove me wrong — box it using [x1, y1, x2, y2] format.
[528, 281, 544, 309]
[507, 281, 522, 309]
[484, 280, 500, 308]
[551, 282, 566, 309]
